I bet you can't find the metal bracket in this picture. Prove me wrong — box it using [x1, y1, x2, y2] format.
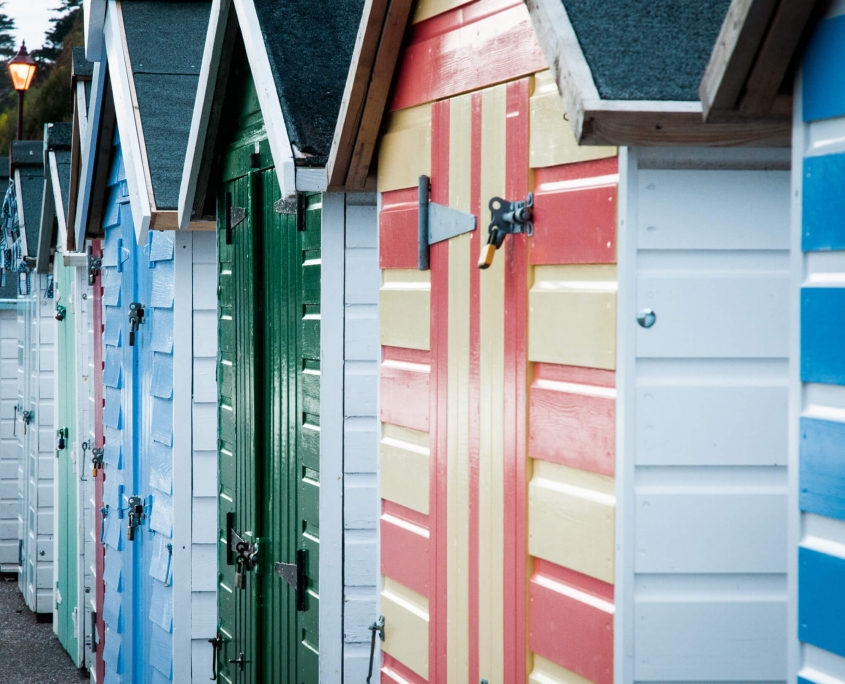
[87, 249, 102, 286]
[478, 193, 534, 270]
[128, 302, 145, 346]
[223, 192, 247, 245]
[418, 175, 477, 270]
[274, 193, 306, 231]
[274, 548, 307, 611]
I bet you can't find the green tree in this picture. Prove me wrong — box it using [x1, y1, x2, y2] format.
[0, 4, 16, 60]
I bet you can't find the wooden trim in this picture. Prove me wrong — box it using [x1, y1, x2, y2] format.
[66, 83, 86, 249]
[149, 210, 179, 231]
[74, 56, 107, 251]
[104, 0, 151, 241]
[84, 0, 107, 60]
[700, 0, 779, 118]
[327, 0, 414, 192]
[188, 220, 216, 231]
[35, 164, 56, 275]
[85, 84, 116, 245]
[49, 151, 69, 251]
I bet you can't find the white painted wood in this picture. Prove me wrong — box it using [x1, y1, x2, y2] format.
[0, 308, 21, 570]
[320, 191, 345, 683]
[636, 382, 788, 466]
[190, 230, 218, 680]
[801, 644, 845, 684]
[637, 169, 790, 250]
[617, 148, 791, 683]
[104, 0, 152, 243]
[74, 56, 105, 254]
[173, 231, 193, 684]
[296, 167, 328, 192]
[231, 0, 296, 201]
[83, 0, 106, 61]
[636, 271, 789, 358]
[178, 0, 228, 229]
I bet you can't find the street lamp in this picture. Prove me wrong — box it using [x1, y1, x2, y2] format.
[8, 43, 36, 141]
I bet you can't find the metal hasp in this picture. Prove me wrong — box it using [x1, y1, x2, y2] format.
[87, 249, 101, 285]
[90, 445, 103, 477]
[126, 495, 145, 541]
[366, 615, 386, 683]
[224, 191, 247, 245]
[478, 193, 534, 269]
[56, 427, 67, 451]
[128, 302, 145, 346]
[55, 304, 66, 321]
[228, 519, 259, 590]
[274, 548, 307, 611]
[418, 175, 477, 270]
[19, 407, 32, 435]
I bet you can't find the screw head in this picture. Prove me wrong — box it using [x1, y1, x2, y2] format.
[637, 309, 656, 328]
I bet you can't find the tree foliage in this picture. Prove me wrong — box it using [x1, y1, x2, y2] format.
[0, 0, 81, 154]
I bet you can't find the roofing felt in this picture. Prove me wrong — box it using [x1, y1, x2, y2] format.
[46, 123, 72, 222]
[562, 0, 732, 101]
[11, 142, 44, 258]
[72, 47, 93, 80]
[252, 0, 365, 166]
[121, 0, 210, 209]
[0, 157, 9, 184]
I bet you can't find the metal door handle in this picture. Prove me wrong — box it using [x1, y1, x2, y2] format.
[228, 653, 248, 671]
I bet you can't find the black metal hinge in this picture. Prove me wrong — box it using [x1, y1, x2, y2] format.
[274, 548, 307, 611]
[224, 192, 246, 245]
[417, 175, 477, 270]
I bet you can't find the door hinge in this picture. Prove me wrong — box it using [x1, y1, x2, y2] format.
[274, 548, 307, 611]
[417, 175, 477, 270]
[128, 302, 145, 346]
[478, 192, 534, 269]
[273, 192, 306, 231]
[224, 192, 247, 245]
[87, 248, 102, 286]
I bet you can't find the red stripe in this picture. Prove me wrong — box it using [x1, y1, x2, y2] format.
[539, 156, 618, 181]
[468, 90, 482, 684]
[429, 98, 450, 684]
[383, 346, 431, 365]
[531, 167, 618, 265]
[390, 1, 546, 111]
[380, 188, 419, 269]
[530, 559, 614, 684]
[380, 354, 430, 432]
[503, 78, 529, 684]
[382, 653, 429, 684]
[530, 363, 616, 477]
[92, 239, 106, 683]
[381, 503, 430, 597]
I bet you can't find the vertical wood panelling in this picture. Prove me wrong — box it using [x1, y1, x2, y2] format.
[379, 188, 419, 269]
[378, 104, 432, 193]
[447, 91, 471, 684]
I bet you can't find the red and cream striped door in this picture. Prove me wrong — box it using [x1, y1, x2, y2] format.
[376, 4, 620, 683]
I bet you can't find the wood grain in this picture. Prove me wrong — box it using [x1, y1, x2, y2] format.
[379, 187, 418, 269]
[381, 502, 430, 597]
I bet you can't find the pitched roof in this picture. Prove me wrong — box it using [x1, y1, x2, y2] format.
[121, 0, 210, 210]
[253, 0, 365, 166]
[11, 141, 44, 259]
[562, 0, 731, 102]
[37, 123, 73, 273]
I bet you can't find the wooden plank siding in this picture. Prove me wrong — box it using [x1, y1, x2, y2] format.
[375, 2, 619, 682]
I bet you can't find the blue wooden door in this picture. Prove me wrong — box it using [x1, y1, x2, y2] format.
[797, 10, 845, 683]
[101, 132, 175, 684]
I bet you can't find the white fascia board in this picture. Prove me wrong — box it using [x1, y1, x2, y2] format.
[104, 0, 151, 245]
[74, 53, 105, 254]
[76, 80, 89, 144]
[296, 167, 328, 192]
[14, 169, 30, 257]
[49, 152, 68, 250]
[233, 0, 296, 202]
[83, 0, 107, 62]
[178, 0, 229, 230]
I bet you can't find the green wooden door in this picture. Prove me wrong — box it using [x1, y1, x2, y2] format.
[55, 256, 79, 663]
[216, 64, 320, 684]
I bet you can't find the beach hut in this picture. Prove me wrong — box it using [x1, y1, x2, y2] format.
[179, 0, 382, 679]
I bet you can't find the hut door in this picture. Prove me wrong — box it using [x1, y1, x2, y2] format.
[216, 94, 320, 682]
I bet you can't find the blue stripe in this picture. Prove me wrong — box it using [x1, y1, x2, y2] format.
[800, 417, 845, 520]
[803, 15, 845, 122]
[801, 288, 845, 385]
[799, 546, 845, 657]
[802, 153, 845, 251]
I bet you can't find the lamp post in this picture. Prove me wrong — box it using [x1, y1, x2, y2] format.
[7, 42, 36, 141]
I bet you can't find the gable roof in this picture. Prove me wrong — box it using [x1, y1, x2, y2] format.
[11, 141, 44, 260]
[37, 123, 73, 274]
[179, 0, 365, 227]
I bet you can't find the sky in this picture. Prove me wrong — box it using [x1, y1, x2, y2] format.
[4, 0, 55, 52]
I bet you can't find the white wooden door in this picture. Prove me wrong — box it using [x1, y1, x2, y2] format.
[0, 306, 20, 570]
[617, 148, 791, 682]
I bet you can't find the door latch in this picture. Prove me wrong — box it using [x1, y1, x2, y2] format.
[274, 548, 307, 611]
[478, 193, 534, 269]
[228, 520, 258, 589]
[55, 304, 66, 321]
[228, 653, 248, 672]
[128, 302, 145, 346]
[90, 444, 104, 477]
[56, 427, 68, 451]
[87, 249, 102, 286]
[208, 632, 223, 681]
[127, 495, 145, 541]
[20, 408, 32, 435]
[366, 615, 386, 683]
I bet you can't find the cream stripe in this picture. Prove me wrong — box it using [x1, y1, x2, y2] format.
[381, 577, 430, 679]
[447, 92, 472, 684]
[479, 84, 507, 684]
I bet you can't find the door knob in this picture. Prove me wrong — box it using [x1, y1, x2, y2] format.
[637, 309, 656, 328]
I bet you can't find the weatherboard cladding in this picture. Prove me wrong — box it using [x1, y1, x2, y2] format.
[120, 0, 210, 210]
[252, 0, 365, 165]
[562, 0, 731, 101]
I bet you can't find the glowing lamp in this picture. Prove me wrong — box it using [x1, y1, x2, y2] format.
[8, 42, 36, 92]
